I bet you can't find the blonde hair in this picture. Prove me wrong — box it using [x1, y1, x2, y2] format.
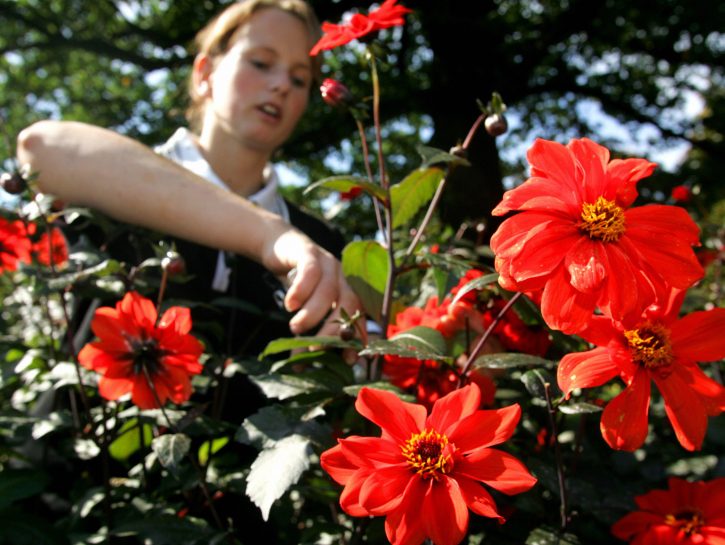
[186, 0, 322, 130]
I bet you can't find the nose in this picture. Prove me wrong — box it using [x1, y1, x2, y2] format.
[269, 70, 292, 95]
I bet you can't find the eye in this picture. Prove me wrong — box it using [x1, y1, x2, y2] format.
[250, 59, 270, 70]
[291, 76, 308, 89]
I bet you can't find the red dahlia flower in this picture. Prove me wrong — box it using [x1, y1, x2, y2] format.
[310, 0, 412, 56]
[30, 225, 69, 267]
[0, 217, 32, 273]
[320, 384, 536, 545]
[558, 289, 725, 451]
[78, 292, 204, 409]
[490, 138, 703, 334]
[612, 477, 725, 545]
[671, 184, 692, 203]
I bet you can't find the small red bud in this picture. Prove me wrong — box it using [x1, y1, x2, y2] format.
[161, 251, 186, 276]
[671, 185, 691, 203]
[1, 171, 26, 194]
[340, 323, 355, 341]
[320, 78, 353, 109]
[484, 113, 508, 137]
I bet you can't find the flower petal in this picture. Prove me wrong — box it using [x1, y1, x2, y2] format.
[600, 369, 651, 451]
[557, 347, 619, 397]
[565, 237, 607, 294]
[611, 511, 664, 541]
[427, 383, 480, 435]
[448, 403, 521, 452]
[340, 467, 373, 517]
[355, 388, 427, 443]
[671, 364, 725, 416]
[456, 476, 503, 522]
[423, 477, 468, 545]
[97, 376, 133, 402]
[359, 464, 409, 515]
[670, 308, 725, 362]
[541, 265, 599, 334]
[455, 448, 537, 495]
[385, 478, 429, 545]
[320, 443, 357, 485]
[654, 370, 708, 451]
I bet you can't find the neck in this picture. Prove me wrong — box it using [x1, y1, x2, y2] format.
[196, 124, 271, 198]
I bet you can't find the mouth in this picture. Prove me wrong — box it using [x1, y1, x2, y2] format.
[258, 103, 281, 120]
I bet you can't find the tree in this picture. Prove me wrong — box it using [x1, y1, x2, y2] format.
[1, 0, 723, 234]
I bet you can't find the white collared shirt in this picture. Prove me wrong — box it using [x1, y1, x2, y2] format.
[155, 128, 290, 291]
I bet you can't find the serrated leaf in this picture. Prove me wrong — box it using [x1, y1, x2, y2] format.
[151, 433, 191, 473]
[417, 145, 471, 168]
[472, 352, 555, 370]
[45, 259, 122, 290]
[304, 175, 387, 202]
[245, 434, 312, 521]
[558, 402, 604, 415]
[236, 405, 327, 450]
[390, 167, 445, 228]
[342, 241, 389, 321]
[259, 336, 360, 359]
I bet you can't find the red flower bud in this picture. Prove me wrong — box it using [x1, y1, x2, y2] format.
[671, 185, 691, 203]
[320, 78, 353, 109]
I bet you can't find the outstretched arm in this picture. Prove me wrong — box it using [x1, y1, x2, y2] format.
[17, 120, 360, 334]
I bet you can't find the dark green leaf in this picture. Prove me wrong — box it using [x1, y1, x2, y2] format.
[259, 336, 360, 359]
[526, 526, 581, 545]
[304, 175, 387, 202]
[416, 145, 471, 168]
[390, 167, 445, 228]
[0, 469, 49, 510]
[558, 402, 604, 414]
[472, 352, 555, 370]
[449, 272, 499, 305]
[359, 326, 450, 362]
[112, 515, 218, 544]
[151, 433, 191, 472]
[520, 368, 558, 399]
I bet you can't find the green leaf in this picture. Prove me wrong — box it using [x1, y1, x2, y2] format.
[109, 419, 153, 461]
[304, 175, 387, 202]
[520, 368, 559, 400]
[416, 145, 471, 168]
[245, 434, 313, 521]
[449, 272, 499, 305]
[0, 508, 66, 545]
[236, 405, 327, 450]
[558, 402, 604, 415]
[151, 433, 191, 473]
[472, 352, 555, 370]
[526, 526, 581, 545]
[390, 167, 445, 228]
[248, 373, 332, 400]
[341, 241, 389, 321]
[197, 437, 230, 467]
[0, 469, 49, 510]
[259, 336, 360, 359]
[112, 515, 218, 544]
[359, 326, 450, 363]
[45, 258, 122, 291]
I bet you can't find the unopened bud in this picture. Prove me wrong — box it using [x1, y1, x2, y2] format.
[320, 78, 353, 109]
[484, 113, 508, 137]
[1, 171, 26, 194]
[161, 251, 186, 276]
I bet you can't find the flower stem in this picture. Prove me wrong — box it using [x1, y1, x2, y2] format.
[544, 382, 569, 531]
[355, 117, 386, 243]
[459, 291, 522, 383]
[141, 367, 227, 533]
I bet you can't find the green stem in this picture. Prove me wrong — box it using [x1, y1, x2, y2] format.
[544, 382, 569, 531]
[355, 117, 386, 242]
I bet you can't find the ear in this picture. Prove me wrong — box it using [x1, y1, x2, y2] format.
[192, 53, 213, 98]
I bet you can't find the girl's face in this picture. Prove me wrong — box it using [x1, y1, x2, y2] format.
[198, 8, 314, 153]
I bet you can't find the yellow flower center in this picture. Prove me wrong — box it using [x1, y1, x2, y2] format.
[579, 196, 626, 242]
[401, 429, 455, 480]
[623, 322, 673, 369]
[664, 508, 704, 536]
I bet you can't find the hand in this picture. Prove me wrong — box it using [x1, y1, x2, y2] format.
[262, 228, 362, 336]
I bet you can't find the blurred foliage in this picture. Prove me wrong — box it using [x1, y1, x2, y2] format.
[1, 0, 724, 238]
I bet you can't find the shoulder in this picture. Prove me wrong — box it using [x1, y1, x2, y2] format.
[153, 128, 194, 161]
[285, 200, 346, 258]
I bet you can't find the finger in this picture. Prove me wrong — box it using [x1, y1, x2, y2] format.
[287, 259, 339, 334]
[284, 253, 322, 313]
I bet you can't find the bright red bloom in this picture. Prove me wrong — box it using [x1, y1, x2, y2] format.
[310, 0, 412, 56]
[0, 217, 32, 273]
[31, 226, 69, 267]
[320, 78, 354, 109]
[320, 384, 537, 545]
[481, 299, 551, 357]
[490, 138, 703, 334]
[78, 292, 204, 409]
[340, 186, 363, 200]
[558, 289, 725, 451]
[671, 185, 692, 203]
[612, 477, 725, 545]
